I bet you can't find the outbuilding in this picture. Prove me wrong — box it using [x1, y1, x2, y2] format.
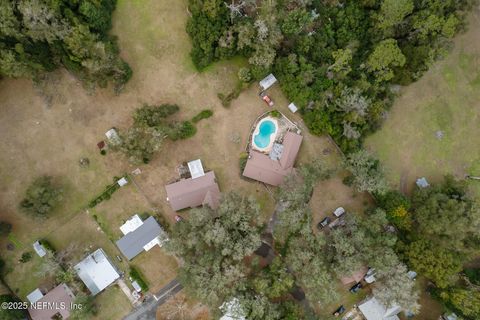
[259, 73, 277, 91]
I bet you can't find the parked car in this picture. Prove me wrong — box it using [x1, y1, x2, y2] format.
[333, 207, 346, 217]
[317, 217, 330, 229]
[262, 94, 274, 107]
[174, 215, 183, 222]
[364, 267, 376, 284]
[332, 305, 346, 316]
[349, 282, 363, 293]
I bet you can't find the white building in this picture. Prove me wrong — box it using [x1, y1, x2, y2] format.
[74, 248, 120, 295]
[358, 297, 401, 320]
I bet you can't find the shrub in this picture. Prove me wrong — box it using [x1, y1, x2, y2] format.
[0, 222, 12, 237]
[134, 104, 180, 127]
[239, 152, 249, 173]
[20, 176, 62, 217]
[217, 85, 242, 108]
[40, 239, 56, 253]
[238, 67, 252, 83]
[100, 149, 107, 155]
[168, 121, 197, 140]
[20, 252, 32, 263]
[192, 109, 213, 123]
[270, 110, 281, 118]
[464, 268, 480, 285]
[129, 267, 149, 291]
[88, 176, 123, 208]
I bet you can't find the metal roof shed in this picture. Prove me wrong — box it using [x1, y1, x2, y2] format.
[416, 177, 430, 188]
[288, 103, 298, 113]
[33, 241, 47, 258]
[259, 74, 277, 91]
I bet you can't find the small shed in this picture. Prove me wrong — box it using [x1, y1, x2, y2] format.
[26, 288, 44, 304]
[188, 159, 205, 179]
[105, 128, 121, 145]
[288, 103, 298, 113]
[132, 281, 142, 293]
[117, 177, 128, 187]
[33, 241, 47, 258]
[416, 177, 430, 188]
[407, 270, 417, 280]
[259, 74, 277, 91]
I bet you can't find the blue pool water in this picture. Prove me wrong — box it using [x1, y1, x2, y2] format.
[254, 120, 277, 148]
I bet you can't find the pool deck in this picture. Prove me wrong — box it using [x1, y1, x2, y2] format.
[252, 117, 278, 153]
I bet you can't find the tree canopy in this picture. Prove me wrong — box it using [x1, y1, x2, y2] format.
[185, 0, 472, 152]
[19, 176, 62, 217]
[166, 192, 262, 306]
[0, 0, 131, 90]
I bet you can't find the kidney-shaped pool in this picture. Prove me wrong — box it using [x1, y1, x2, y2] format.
[253, 118, 278, 151]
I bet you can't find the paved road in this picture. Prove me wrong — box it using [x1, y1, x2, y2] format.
[124, 279, 183, 320]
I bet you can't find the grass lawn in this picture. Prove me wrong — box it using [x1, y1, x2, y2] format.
[366, 11, 480, 198]
[92, 284, 132, 320]
[313, 281, 370, 318]
[0, 0, 346, 318]
[309, 174, 373, 231]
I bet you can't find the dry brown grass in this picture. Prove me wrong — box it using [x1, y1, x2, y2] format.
[0, 0, 341, 318]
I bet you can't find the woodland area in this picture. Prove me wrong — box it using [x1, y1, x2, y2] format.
[0, 0, 131, 91]
[1, 0, 480, 319]
[187, 0, 475, 151]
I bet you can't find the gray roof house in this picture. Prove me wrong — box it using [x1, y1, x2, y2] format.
[116, 216, 167, 260]
[165, 161, 221, 211]
[74, 248, 120, 296]
[243, 131, 303, 186]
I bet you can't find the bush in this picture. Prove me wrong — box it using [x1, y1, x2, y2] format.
[0, 295, 28, 319]
[217, 85, 242, 108]
[270, 110, 281, 118]
[40, 239, 56, 253]
[239, 152, 249, 173]
[129, 267, 149, 291]
[238, 67, 252, 83]
[20, 176, 62, 217]
[0, 222, 12, 237]
[168, 121, 197, 140]
[134, 104, 180, 127]
[100, 149, 107, 155]
[464, 268, 480, 285]
[192, 109, 213, 123]
[88, 176, 123, 208]
[20, 252, 32, 263]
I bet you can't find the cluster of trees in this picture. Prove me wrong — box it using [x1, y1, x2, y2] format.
[112, 104, 198, 164]
[376, 176, 480, 318]
[19, 176, 63, 218]
[275, 160, 419, 312]
[168, 159, 424, 317]
[0, 0, 131, 90]
[186, 0, 473, 151]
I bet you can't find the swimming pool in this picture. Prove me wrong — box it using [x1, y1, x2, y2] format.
[253, 118, 277, 151]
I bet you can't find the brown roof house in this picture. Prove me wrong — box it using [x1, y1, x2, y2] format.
[243, 130, 303, 186]
[27, 283, 75, 320]
[165, 159, 221, 211]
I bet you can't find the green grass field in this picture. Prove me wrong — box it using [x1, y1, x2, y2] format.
[366, 12, 480, 197]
